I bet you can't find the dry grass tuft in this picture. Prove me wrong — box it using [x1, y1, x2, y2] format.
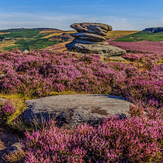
[0, 40, 16, 49]
[0, 32, 10, 35]
[0, 139, 5, 150]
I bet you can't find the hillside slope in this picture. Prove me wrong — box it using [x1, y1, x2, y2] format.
[0, 28, 139, 52]
[114, 30, 163, 42]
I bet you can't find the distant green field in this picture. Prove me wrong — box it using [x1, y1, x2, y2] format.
[0, 29, 42, 38]
[3, 38, 58, 51]
[114, 31, 163, 42]
[0, 29, 59, 51]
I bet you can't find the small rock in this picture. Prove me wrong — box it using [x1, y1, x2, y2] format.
[7, 142, 23, 154]
[22, 50, 29, 54]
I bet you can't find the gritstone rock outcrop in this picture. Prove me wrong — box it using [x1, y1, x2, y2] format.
[66, 22, 126, 57]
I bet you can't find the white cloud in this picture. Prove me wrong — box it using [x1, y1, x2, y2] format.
[0, 12, 97, 30]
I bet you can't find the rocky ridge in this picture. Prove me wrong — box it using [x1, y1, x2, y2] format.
[143, 27, 163, 33]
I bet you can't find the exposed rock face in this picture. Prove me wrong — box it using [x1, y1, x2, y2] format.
[71, 23, 112, 36]
[23, 94, 133, 129]
[66, 22, 126, 57]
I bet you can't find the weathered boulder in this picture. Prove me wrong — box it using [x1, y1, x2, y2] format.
[66, 42, 126, 57]
[71, 23, 112, 36]
[23, 94, 133, 129]
[70, 33, 106, 42]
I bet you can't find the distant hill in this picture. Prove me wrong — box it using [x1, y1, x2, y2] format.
[114, 29, 163, 42]
[0, 28, 62, 32]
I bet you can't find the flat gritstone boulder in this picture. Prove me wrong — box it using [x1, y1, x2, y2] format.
[23, 94, 133, 129]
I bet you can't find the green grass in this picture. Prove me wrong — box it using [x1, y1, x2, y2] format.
[114, 31, 163, 42]
[0, 29, 42, 38]
[3, 38, 59, 51]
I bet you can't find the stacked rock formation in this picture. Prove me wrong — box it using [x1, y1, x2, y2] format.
[66, 23, 126, 57]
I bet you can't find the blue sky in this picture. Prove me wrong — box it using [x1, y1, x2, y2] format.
[0, 0, 163, 30]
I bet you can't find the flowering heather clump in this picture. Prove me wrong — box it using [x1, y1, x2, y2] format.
[122, 53, 163, 62]
[0, 102, 16, 120]
[121, 63, 163, 108]
[108, 41, 163, 55]
[0, 49, 162, 108]
[6, 117, 162, 162]
[0, 50, 115, 97]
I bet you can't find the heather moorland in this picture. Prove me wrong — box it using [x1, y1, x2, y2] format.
[0, 29, 163, 162]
